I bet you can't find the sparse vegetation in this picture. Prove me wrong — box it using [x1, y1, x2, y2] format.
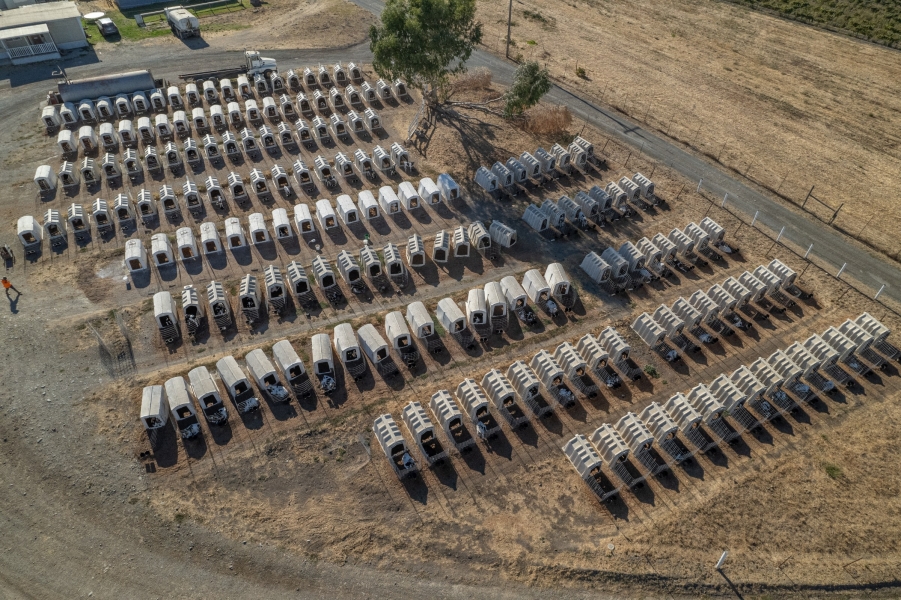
[643, 365, 660, 378]
[522, 105, 572, 135]
[823, 462, 844, 480]
[733, 0, 901, 47]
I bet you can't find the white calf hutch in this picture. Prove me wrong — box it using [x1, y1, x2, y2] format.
[124, 239, 147, 272]
[546, 263, 576, 311]
[200, 222, 222, 254]
[455, 378, 501, 440]
[781, 343, 824, 399]
[386, 310, 419, 366]
[632, 313, 672, 361]
[383, 242, 407, 286]
[406, 233, 425, 268]
[67, 204, 88, 239]
[58, 129, 76, 155]
[429, 389, 475, 452]
[709, 373, 758, 436]
[589, 424, 643, 488]
[312, 333, 337, 393]
[153, 291, 180, 343]
[729, 366, 770, 421]
[336, 194, 359, 225]
[432, 230, 450, 263]
[437, 173, 460, 203]
[286, 261, 316, 306]
[89, 200, 112, 235]
[685, 384, 732, 444]
[474, 166, 498, 195]
[522, 269, 554, 315]
[216, 356, 260, 414]
[312, 256, 340, 301]
[150, 233, 173, 266]
[358, 190, 380, 220]
[243, 349, 289, 404]
[238, 274, 263, 324]
[507, 360, 551, 418]
[615, 412, 666, 476]
[563, 435, 618, 500]
[248, 213, 271, 244]
[42, 210, 66, 246]
[272, 340, 314, 398]
[335, 322, 367, 379]
[469, 221, 492, 257]
[466, 288, 490, 341]
[360, 246, 387, 290]
[638, 402, 685, 465]
[437, 297, 474, 349]
[264, 265, 287, 314]
[398, 181, 421, 210]
[500, 275, 534, 325]
[188, 366, 229, 426]
[652, 303, 697, 355]
[405, 301, 439, 354]
[576, 334, 621, 388]
[489, 221, 517, 248]
[181, 285, 204, 338]
[748, 357, 791, 415]
[164, 378, 201, 440]
[484, 281, 509, 333]
[672, 296, 716, 344]
[522, 203, 549, 233]
[337, 250, 364, 294]
[451, 226, 470, 258]
[176, 227, 199, 260]
[294, 203, 315, 234]
[855, 312, 900, 360]
[316, 199, 338, 231]
[529, 350, 576, 408]
[378, 185, 400, 215]
[481, 369, 529, 428]
[374, 414, 418, 478]
[663, 393, 709, 455]
[554, 341, 598, 398]
[767, 348, 814, 404]
[599, 326, 642, 380]
[272, 208, 293, 240]
[224, 218, 246, 248]
[803, 333, 852, 386]
[358, 323, 398, 377]
[401, 401, 447, 466]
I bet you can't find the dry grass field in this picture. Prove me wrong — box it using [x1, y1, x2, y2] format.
[476, 0, 901, 261]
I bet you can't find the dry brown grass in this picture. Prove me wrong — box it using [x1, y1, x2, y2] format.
[450, 67, 494, 93]
[522, 105, 573, 135]
[476, 0, 901, 260]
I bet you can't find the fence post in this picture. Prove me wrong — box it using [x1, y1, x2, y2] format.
[751, 211, 759, 227]
[875, 284, 886, 300]
[776, 226, 785, 242]
[802, 185, 815, 209]
[829, 203, 844, 224]
[837, 263, 847, 278]
[804, 244, 813, 259]
[721, 193, 727, 207]
[715, 551, 729, 570]
[696, 179, 703, 193]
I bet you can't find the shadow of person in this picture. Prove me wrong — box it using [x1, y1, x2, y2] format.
[6, 290, 20, 314]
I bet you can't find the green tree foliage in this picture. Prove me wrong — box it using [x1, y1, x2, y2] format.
[503, 61, 551, 118]
[369, 0, 483, 101]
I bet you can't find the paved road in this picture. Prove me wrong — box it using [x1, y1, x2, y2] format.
[2, 4, 898, 304]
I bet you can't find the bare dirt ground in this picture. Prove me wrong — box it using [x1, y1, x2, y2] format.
[81, 0, 376, 50]
[4, 55, 901, 596]
[475, 0, 901, 261]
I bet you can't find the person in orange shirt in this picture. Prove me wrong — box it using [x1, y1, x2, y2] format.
[2, 277, 19, 295]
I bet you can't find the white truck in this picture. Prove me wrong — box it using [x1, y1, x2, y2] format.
[165, 6, 200, 39]
[178, 50, 278, 82]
